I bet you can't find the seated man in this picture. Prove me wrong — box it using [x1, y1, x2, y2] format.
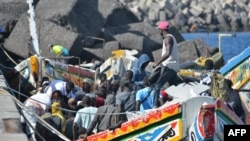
[73, 96, 97, 140]
[135, 76, 154, 111]
[86, 94, 116, 135]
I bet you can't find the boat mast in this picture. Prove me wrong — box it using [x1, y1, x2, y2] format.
[27, 0, 40, 56]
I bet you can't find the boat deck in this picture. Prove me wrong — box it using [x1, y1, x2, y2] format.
[0, 71, 28, 141]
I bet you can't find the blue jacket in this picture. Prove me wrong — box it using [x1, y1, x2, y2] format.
[132, 54, 150, 83]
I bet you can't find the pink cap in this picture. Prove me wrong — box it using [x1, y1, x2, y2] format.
[158, 21, 169, 30]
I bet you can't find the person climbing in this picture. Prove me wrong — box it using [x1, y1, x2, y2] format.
[48, 44, 69, 57]
[150, 21, 179, 108]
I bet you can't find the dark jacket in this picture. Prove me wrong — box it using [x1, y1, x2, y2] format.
[87, 104, 116, 134]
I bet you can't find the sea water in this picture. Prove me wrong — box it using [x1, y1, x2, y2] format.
[182, 32, 250, 63]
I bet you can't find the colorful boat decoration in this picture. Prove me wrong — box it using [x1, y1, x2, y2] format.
[42, 58, 96, 88]
[99, 49, 138, 80]
[214, 99, 244, 140]
[219, 46, 250, 124]
[9, 46, 248, 140]
[10, 55, 96, 93]
[87, 82, 217, 141]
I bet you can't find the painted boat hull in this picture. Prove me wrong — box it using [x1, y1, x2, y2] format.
[219, 46, 250, 124]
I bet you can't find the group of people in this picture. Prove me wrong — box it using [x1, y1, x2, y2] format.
[20, 21, 181, 141]
[21, 20, 244, 141]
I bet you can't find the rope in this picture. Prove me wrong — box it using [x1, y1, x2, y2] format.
[1, 86, 155, 116]
[12, 94, 70, 141]
[0, 45, 18, 65]
[0, 63, 14, 70]
[0, 88, 46, 141]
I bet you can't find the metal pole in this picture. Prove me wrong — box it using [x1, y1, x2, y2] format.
[218, 33, 236, 53]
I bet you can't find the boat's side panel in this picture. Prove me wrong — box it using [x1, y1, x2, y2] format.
[121, 119, 183, 141]
[238, 81, 250, 124]
[222, 57, 250, 89]
[43, 60, 95, 88]
[220, 46, 250, 75]
[215, 99, 244, 140]
[87, 103, 182, 141]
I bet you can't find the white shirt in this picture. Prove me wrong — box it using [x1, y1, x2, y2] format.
[44, 80, 75, 98]
[161, 34, 180, 71]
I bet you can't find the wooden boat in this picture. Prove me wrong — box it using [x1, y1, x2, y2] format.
[10, 55, 96, 94]
[9, 49, 138, 94]
[85, 81, 243, 141]
[8, 47, 237, 141]
[219, 46, 250, 124]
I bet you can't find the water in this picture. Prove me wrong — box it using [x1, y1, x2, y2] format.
[182, 32, 250, 63]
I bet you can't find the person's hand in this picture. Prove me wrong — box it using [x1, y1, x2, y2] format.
[78, 134, 87, 141]
[152, 62, 158, 68]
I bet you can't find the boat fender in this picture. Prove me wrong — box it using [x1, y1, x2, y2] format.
[29, 55, 39, 82]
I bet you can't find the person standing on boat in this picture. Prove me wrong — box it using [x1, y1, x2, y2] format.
[151, 21, 179, 108]
[48, 44, 69, 57]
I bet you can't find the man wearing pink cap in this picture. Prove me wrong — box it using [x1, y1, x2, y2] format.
[151, 21, 179, 108]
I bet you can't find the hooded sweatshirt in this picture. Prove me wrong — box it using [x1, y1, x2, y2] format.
[132, 54, 150, 83]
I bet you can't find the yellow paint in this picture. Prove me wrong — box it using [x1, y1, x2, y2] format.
[195, 56, 212, 67]
[29, 55, 39, 77]
[169, 119, 183, 141]
[111, 50, 125, 58]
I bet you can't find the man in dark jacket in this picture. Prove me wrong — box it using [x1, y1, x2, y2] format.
[86, 94, 116, 135]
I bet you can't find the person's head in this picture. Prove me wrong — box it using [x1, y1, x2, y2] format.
[124, 70, 133, 81]
[81, 95, 92, 107]
[66, 81, 75, 93]
[158, 21, 170, 37]
[51, 90, 63, 103]
[119, 77, 131, 92]
[99, 85, 107, 98]
[48, 44, 54, 53]
[82, 79, 91, 93]
[98, 73, 107, 83]
[40, 76, 50, 86]
[205, 59, 214, 70]
[68, 98, 77, 109]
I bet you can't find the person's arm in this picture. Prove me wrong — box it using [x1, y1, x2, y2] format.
[73, 122, 79, 141]
[86, 109, 100, 135]
[158, 97, 164, 106]
[116, 104, 122, 123]
[136, 101, 141, 111]
[154, 36, 173, 67]
[57, 51, 63, 57]
[135, 90, 141, 111]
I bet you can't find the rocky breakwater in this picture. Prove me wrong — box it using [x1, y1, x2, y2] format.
[120, 0, 250, 32]
[0, 0, 218, 68]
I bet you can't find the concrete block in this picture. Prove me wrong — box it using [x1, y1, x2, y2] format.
[225, 9, 238, 22]
[0, 134, 28, 141]
[206, 13, 212, 24]
[217, 14, 230, 31]
[159, 10, 166, 21]
[82, 41, 120, 62]
[189, 7, 203, 17]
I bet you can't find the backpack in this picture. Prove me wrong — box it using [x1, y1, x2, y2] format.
[210, 71, 230, 102]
